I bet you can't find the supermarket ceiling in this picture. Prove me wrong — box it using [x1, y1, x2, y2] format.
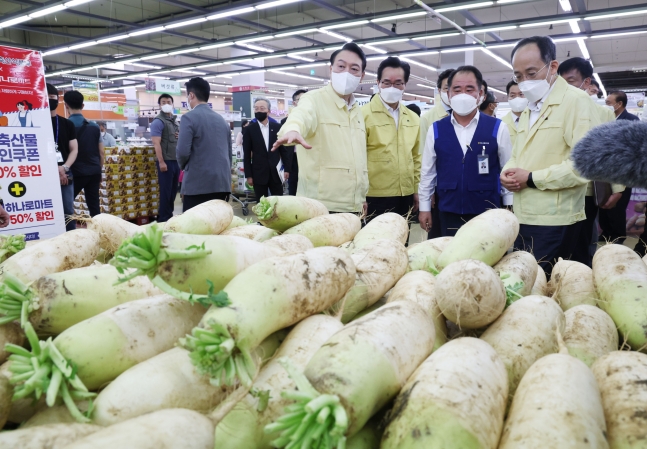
[1, 0, 646, 100]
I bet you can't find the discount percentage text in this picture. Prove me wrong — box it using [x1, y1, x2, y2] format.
[0, 166, 17, 178]
[10, 213, 34, 225]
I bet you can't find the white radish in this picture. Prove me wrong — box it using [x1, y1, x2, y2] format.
[253, 196, 329, 232]
[381, 338, 508, 449]
[263, 234, 314, 255]
[493, 251, 538, 299]
[182, 247, 356, 387]
[163, 200, 233, 235]
[110, 224, 282, 298]
[265, 301, 436, 447]
[0, 423, 102, 449]
[406, 236, 452, 272]
[225, 215, 249, 230]
[0, 374, 9, 428]
[563, 305, 618, 367]
[87, 214, 140, 254]
[0, 229, 100, 284]
[345, 212, 409, 251]
[6, 295, 205, 422]
[498, 354, 608, 449]
[220, 224, 279, 242]
[549, 258, 599, 310]
[66, 409, 214, 449]
[435, 259, 506, 329]
[214, 315, 344, 449]
[283, 213, 362, 247]
[480, 295, 565, 397]
[386, 270, 448, 350]
[0, 264, 162, 335]
[0, 321, 24, 364]
[591, 351, 647, 448]
[92, 347, 225, 426]
[592, 244, 647, 351]
[437, 209, 519, 270]
[339, 239, 408, 322]
[531, 267, 548, 296]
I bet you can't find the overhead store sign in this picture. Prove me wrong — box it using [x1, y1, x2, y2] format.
[230, 86, 264, 92]
[72, 81, 99, 101]
[0, 45, 66, 239]
[145, 78, 180, 95]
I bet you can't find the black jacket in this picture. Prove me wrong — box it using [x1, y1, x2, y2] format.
[243, 120, 291, 185]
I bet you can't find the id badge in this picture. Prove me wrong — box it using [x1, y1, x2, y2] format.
[55, 149, 64, 163]
[478, 154, 489, 174]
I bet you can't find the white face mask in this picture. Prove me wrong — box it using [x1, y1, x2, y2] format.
[590, 94, 599, 101]
[518, 65, 554, 104]
[161, 104, 173, 113]
[440, 91, 450, 106]
[605, 105, 615, 111]
[101, 131, 106, 137]
[450, 93, 479, 116]
[331, 71, 361, 96]
[509, 97, 529, 113]
[379, 87, 403, 104]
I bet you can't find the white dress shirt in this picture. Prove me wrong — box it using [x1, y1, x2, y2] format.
[259, 120, 270, 150]
[527, 81, 557, 130]
[380, 96, 400, 128]
[418, 111, 513, 212]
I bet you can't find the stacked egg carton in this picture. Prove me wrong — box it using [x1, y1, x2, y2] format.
[74, 145, 159, 221]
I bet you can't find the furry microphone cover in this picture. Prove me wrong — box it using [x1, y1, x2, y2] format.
[572, 120, 647, 188]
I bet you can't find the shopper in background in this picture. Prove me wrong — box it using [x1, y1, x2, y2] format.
[97, 121, 117, 147]
[272, 43, 368, 214]
[405, 103, 421, 116]
[63, 90, 103, 217]
[362, 57, 420, 223]
[47, 83, 78, 231]
[500, 36, 595, 275]
[244, 97, 291, 201]
[419, 68, 454, 239]
[150, 94, 180, 222]
[479, 91, 499, 117]
[502, 80, 527, 147]
[607, 91, 640, 121]
[587, 79, 603, 98]
[176, 77, 231, 212]
[599, 90, 639, 245]
[281, 89, 307, 196]
[419, 66, 512, 237]
[558, 56, 618, 266]
[235, 119, 249, 148]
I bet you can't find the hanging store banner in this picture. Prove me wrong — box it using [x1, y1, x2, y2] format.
[72, 81, 99, 101]
[145, 78, 181, 95]
[0, 45, 66, 240]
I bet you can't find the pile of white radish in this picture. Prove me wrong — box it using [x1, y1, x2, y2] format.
[1, 202, 645, 449]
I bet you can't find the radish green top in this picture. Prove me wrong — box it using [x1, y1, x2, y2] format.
[0, 234, 25, 263]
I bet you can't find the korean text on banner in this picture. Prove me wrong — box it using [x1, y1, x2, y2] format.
[0, 45, 66, 240]
[145, 78, 181, 95]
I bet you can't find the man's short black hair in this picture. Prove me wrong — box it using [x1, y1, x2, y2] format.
[158, 93, 174, 104]
[436, 68, 454, 90]
[511, 36, 557, 64]
[506, 80, 518, 95]
[482, 80, 488, 95]
[63, 90, 84, 110]
[46, 83, 58, 97]
[479, 91, 497, 111]
[447, 65, 484, 91]
[292, 89, 307, 101]
[185, 77, 210, 102]
[377, 56, 411, 83]
[406, 103, 421, 116]
[609, 90, 628, 108]
[590, 79, 600, 88]
[330, 42, 367, 72]
[557, 57, 593, 80]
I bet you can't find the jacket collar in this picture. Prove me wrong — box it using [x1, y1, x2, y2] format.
[325, 83, 356, 110]
[370, 93, 409, 119]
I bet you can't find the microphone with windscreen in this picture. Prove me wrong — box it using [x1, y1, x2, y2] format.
[571, 120, 647, 188]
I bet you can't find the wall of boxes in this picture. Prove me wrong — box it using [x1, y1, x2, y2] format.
[74, 146, 159, 220]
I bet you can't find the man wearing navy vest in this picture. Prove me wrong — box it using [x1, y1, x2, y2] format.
[419, 66, 512, 236]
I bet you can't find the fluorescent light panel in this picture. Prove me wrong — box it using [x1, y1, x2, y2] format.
[401, 57, 437, 71]
[371, 38, 411, 45]
[519, 19, 577, 28]
[436, 1, 493, 12]
[586, 9, 647, 20]
[591, 30, 647, 39]
[275, 28, 319, 37]
[481, 48, 513, 69]
[208, 6, 255, 20]
[29, 5, 67, 18]
[321, 20, 369, 30]
[576, 38, 590, 60]
[256, 0, 302, 10]
[165, 18, 207, 29]
[129, 26, 165, 36]
[371, 12, 427, 23]
[467, 25, 518, 34]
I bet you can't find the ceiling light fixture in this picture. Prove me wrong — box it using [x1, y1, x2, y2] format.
[416, 84, 435, 90]
[370, 38, 411, 45]
[576, 38, 591, 60]
[586, 9, 647, 20]
[436, 1, 494, 12]
[29, 5, 67, 18]
[371, 12, 427, 23]
[165, 18, 208, 29]
[255, 0, 302, 10]
[361, 44, 388, 54]
[97, 35, 128, 44]
[318, 29, 353, 42]
[558, 0, 572, 12]
[208, 6, 255, 20]
[481, 48, 513, 69]
[129, 26, 166, 37]
[275, 28, 319, 37]
[591, 30, 647, 39]
[400, 57, 437, 71]
[467, 25, 518, 34]
[321, 20, 369, 30]
[519, 19, 577, 28]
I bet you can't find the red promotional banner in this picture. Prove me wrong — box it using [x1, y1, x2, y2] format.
[0, 45, 65, 240]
